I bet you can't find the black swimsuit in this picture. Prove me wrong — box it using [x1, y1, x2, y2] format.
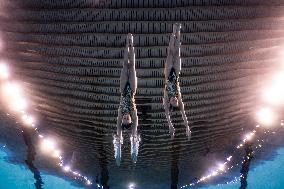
[119, 82, 135, 128]
[166, 68, 179, 99]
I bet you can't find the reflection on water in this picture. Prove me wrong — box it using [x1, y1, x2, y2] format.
[1, 117, 284, 189]
[197, 147, 284, 189]
[22, 126, 44, 189]
[0, 146, 83, 189]
[239, 140, 254, 189]
[1, 144, 284, 189]
[171, 137, 182, 189]
[97, 145, 110, 189]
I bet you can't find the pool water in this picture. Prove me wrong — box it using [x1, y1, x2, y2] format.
[0, 146, 83, 189]
[198, 147, 284, 189]
[1, 144, 284, 189]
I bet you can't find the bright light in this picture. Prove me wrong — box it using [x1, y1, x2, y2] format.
[244, 132, 254, 141]
[22, 114, 35, 127]
[273, 73, 284, 84]
[86, 180, 92, 185]
[227, 156, 232, 161]
[256, 107, 276, 126]
[0, 56, 93, 187]
[40, 138, 56, 153]
[2, 82, 21, 96]
[63, 165, 71, 172]
[0, 63, 9, 80]
[218, 163, 226, 172]
[52, 150, 61, 158]
[263, 88, 282, 104]
[211, 171, 218, 177]
[11, 97, 28, 112]
[262, 72, 284, 105]
[129, 183, 135, 189]
[72, 171, 79, 175]
[1, 82, 28, 112]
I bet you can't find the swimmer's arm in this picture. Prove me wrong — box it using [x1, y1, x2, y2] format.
[116, 108, 122, 138]
[131, 109, 138, 136]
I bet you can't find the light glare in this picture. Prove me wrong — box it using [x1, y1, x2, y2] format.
[41, 138, 56, 153]
[129, 183, 135, 189]
[244, 132, 254, 141]
[218, 163, 226, 171]
[22, 114, 35, 127]
[52, 150, 61, 158]
[256, 107, 276, 126]
[63, 165, 71, 172]
[262, 72, 284, 105]
[227, 156, 232, 161]
[11, 97, 27, 112]
[0, 58, 93, 187]
[2, 82, 21, 96]
[86, 180, 91, 185]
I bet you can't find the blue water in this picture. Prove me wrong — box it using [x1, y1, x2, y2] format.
[197, 147, 284, 189]
[1, 145, 284, 189]
[0, 145, 83, 189]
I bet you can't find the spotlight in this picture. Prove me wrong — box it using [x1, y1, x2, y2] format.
[40, 138, 56, 153]
[63, 165, 71, 172]
[262, 72, 284, 105]
[22, 114, 35, 127]
[256, 107, 276, 126]
[2, 83, 28, 112]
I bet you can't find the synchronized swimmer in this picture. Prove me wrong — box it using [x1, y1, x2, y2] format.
[114, 24, 191, 165]
[113, 34, 140, 166]
[163, 23, 191, 140]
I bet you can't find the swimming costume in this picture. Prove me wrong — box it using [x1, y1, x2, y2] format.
[119, 82, 135, 116]
[166, 68, 179, 99]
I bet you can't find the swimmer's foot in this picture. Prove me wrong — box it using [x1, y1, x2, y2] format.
[130, 133, 141, 163]
[113, 134, 123, 166]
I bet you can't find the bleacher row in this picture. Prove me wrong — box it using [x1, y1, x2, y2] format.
[3, 6, 283, 22]
[4, 0, 283, 9]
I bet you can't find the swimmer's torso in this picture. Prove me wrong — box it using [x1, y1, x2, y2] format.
[165, 68, 180, 99]
[120, 82, 135, 115]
